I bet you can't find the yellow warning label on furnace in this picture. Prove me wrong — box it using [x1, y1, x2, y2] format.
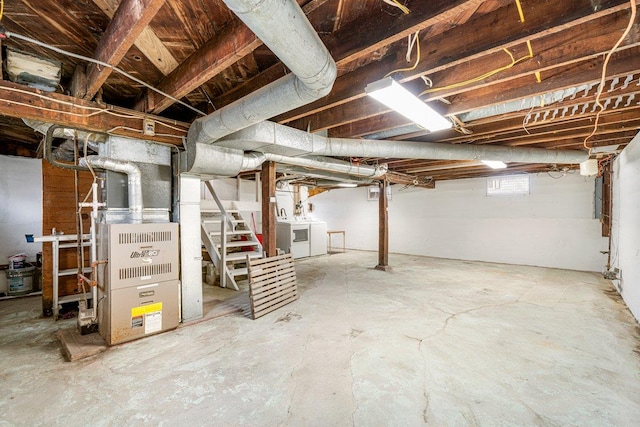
[131, 302, 163, 317]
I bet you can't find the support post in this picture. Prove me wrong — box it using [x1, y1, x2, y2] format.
[179, 175, 203, 321]
[261, 161, 277, 257]
[375, 179, 391, 272]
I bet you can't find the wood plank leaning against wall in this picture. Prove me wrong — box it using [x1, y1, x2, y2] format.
[41, 161, 92, 316]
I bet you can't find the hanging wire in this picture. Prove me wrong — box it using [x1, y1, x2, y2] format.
[421, 44, 533, 95]
[583, 0, 637, 153]
[384, 31, 420, 78]
[382, 0, 410, 15]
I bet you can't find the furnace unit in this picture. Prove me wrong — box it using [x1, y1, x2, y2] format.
[98, 222, 179, 345]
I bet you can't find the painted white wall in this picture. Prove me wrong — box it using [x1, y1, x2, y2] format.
[201, 178, 258, 203]
[0, 155, 42, 264]
[276, 183, 310, 220]
[311, 173, 607, 272]
[611, 133, 640, 321]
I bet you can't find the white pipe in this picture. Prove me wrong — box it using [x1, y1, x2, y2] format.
[79, 156, 144, 224]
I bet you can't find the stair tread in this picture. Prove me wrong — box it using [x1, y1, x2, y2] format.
[217, 241, 259, 248]
[225, 252, 262, 261]
[202, 218, 246, 224]
[210, 230, 253, 236]
[201, 209, 240, 214]
[230, 267, 248, 276]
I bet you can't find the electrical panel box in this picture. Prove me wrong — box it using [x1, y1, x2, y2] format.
[98, 223, 180, 345]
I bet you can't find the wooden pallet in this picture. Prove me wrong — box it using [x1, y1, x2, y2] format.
[247, 253, 298, 319]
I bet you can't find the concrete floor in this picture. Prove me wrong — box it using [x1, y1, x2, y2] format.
[1, 251, 639, 426]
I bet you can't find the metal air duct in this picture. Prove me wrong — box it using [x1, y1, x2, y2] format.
[216, 121, 589, 165]
[79, 156, 144, 224]
[185, 0, 337, 172]
[240, 152, 386, 177]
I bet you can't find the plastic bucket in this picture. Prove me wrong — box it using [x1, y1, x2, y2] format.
[8, 254, 27, 270]
[6, 266, 35, 296]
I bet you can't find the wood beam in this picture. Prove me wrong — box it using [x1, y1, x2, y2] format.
[385, 170, 435, 189]
[261, 161, 277, 257]
[138, 18, 262, 113]
[138, 0, 333, 114]
[83, 0, 166, 99]
[375, 180, 390, 272]
[211, 0, 484, 111]
[277, 0, 632, 126]
[446, 45, 640, 117]
[300, 40, 640, 137]
[413, 10, 640, 102]
[328, 10, 639, 137]
[92, 0, 180, 76]
[0, 80, 188, 145]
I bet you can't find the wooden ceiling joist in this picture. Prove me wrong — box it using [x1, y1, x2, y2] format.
[0, 80, 188, 145]
[136, 0, 334, 114]
[80, 0, 166, 100]
[92, 0, 180, 76]
[210, 0, 486, 113]
[280, 0, 634, 128]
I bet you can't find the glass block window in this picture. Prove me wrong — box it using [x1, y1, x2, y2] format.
[487, 174, 530, 196]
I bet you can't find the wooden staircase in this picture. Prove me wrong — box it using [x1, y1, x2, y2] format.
[201, 181, 263, 290]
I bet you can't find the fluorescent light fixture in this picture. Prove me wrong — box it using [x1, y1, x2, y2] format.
[337, 183, 358, 188]
[481, 160, 507, 169]
[365, 77, 452, 132]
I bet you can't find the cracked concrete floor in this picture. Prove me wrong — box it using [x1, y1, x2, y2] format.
[1, 251, 640, 426]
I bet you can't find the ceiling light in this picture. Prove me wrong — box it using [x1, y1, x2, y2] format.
[337, 183, 358, 188]
[365, 77, 451, 132]
[481, 160, 507, 169]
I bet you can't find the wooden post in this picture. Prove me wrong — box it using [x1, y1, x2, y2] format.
[261, 161, 277, 257]
[375, 179, 391, 272]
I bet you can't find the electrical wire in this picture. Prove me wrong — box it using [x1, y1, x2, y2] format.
[384, 31, 420, 78]
[515, 0, 525, 22]
[421, 45, 533, 95]
[0, 85, 188, 130]
[382, 0, 410, 15]
[3, 31, 206, 116]
[0, 86, 188, 140]
[583, 0, 637, 153]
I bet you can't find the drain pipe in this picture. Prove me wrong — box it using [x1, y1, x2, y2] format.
[79, 156, 144, 224]
[185, 0, 337, 171]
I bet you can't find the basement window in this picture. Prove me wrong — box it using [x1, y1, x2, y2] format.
[486, 174, 530, 196]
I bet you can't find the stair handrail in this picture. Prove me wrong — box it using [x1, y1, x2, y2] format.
[204, 181, 234, 230]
